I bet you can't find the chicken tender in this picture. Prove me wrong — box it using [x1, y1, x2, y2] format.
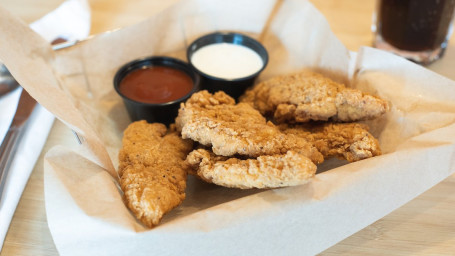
[175, 90, 323, 164]
[186, 148, 316, 189]
[280, 122, 381, 162]
[240, 70, 388, 123]
[118, 121, 193, 227]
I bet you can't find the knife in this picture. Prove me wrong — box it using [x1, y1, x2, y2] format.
[0, 38, 73, 203]
[0, 89, 36, 204]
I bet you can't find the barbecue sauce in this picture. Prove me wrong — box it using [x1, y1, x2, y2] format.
[119, 66, 193, 104]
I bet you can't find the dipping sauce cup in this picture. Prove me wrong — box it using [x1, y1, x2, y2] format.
[373, 0, 455, 65]
[114, 56, 200, 125]
[187, 32, 268, 99]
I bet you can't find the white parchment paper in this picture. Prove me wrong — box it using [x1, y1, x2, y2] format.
[1, 0, 455, 255]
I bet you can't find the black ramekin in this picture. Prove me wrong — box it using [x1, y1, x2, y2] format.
[114, 56, 200, 125]
[187, 32, 268, 100]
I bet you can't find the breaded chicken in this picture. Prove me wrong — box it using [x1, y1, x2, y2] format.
[186, 149, 316, 189]
[175, 90, 323, 164]
[240, 70, 389, 123]
[279, 122, 381, 162]
[118, 121, 193, 227]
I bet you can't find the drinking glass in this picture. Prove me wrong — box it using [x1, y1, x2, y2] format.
[373, 0, 455, 65]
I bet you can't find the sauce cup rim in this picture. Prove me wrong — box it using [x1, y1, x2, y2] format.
[186, 32, 269, 83]
[113, 56, 200, 107]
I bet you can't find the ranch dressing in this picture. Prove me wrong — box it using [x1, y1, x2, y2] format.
[191, 43, 264, 79]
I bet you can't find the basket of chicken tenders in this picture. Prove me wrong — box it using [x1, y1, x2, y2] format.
[2, 0, 455, 255]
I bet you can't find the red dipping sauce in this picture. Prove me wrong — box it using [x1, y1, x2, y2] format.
[119, 66, 193, 104]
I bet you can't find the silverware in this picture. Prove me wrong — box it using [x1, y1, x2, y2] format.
[0, 64, 20, 97]
[0, 89, 36, 203]
[0, 38, 91, 203]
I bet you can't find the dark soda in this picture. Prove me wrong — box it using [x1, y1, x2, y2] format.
[377, 0, 455, 52]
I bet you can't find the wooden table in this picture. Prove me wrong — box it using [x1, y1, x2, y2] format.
[1, 0, 455, 255]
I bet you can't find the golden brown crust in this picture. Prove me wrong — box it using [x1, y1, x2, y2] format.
[117, 71, 387, 227]
[186, 149, 316, 189]
[118, 121, 193, 227]
[279, 122, 381, 162]
[175, 90, 323, 164]
[240, 70, 389, 123]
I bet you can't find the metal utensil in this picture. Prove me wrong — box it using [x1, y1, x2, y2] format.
[0, 38, 91, 203]
[0, 38, 77, 203]
[0, 89, 36, 203]
[0, 64, 19, 97]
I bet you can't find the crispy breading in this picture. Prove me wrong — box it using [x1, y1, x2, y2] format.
[186, 148, 316, 189]
[240, 70, 389, 123]
[175, 90, 323, 164]
[118, 121, 193, 227]
[279, 122, 381, 162]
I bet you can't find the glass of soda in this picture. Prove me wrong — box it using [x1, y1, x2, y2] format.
[373, 0, 455, 65]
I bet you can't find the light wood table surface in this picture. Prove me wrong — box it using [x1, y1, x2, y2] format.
[1, 0, 455, 255]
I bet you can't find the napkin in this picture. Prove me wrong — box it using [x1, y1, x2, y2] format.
[2, 0, 455, 255]
[0, 0, 90, 250]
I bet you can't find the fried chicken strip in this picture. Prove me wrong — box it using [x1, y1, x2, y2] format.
[175, 90, 323, 164]
[118, 121, 193, 227]
[279, 122, 381, 162]
[240, 70, 389, 123]
[187, 149, 316, 189]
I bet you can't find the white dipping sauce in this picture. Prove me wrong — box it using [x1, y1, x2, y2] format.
[191, 43, 264, 80]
